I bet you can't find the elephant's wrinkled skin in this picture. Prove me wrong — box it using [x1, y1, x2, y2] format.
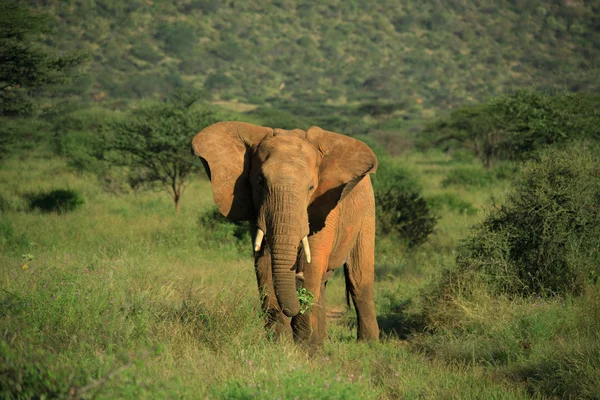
[192, 121, 379, 346]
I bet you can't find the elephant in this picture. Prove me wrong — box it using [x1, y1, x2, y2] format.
[192, 121, 379, 347]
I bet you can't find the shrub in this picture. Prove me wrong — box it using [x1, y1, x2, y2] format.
[371, 158, 421, 194]
[376, 191, 438, 248]
[373, 158, 437, 248]
[27, 189, 84, 214]
[197, 207, 251, 252]
[456, 144, 600, 297]
[0, 341, 87, 399]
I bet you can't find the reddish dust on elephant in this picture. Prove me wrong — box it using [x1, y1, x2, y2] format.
[192, 121, 379, 347]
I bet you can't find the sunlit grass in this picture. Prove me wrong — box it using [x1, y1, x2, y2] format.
[2, 150, 595, 399]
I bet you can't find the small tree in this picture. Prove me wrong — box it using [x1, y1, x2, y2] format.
[106, 94, 221, 213]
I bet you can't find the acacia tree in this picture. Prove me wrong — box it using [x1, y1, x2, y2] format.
[420, 90, 600, 168]
[106, 94, 221, 214]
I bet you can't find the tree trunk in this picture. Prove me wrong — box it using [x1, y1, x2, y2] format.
[175, 193, 181, 215]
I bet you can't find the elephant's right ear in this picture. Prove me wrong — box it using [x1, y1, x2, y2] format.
[192, 121, 272, 221]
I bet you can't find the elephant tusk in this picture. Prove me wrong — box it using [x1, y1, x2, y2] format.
[254, 229, 264, 252]
[301, 236, 311, 263]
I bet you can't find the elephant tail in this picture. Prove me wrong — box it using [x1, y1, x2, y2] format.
[343, 263, 351, 309]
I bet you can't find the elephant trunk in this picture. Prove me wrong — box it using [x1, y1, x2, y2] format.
[264, 187, 305, 318]
[271, 235, 301, 317]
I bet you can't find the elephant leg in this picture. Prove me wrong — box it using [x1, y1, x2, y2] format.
[344, 225, 379, 341]
[292, 263, 333, 349]
[314, 272, 332, 344]
[255, 248, 293, 340]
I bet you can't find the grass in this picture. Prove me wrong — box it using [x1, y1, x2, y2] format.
[1, 150, 596, 399]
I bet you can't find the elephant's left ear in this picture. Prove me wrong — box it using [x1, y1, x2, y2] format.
[306, 126, 378, 204]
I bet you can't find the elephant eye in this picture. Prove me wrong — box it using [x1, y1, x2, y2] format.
[309, 184, 315, 192]
[257, 175, 265, 186]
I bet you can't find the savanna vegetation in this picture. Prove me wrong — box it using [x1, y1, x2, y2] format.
[2, 1, 600, 399]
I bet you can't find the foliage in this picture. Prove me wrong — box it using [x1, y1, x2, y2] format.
[105, 93, 221, 213]
[197, 206, 250, 251]
[0, 1, 85, 116]
[53, 106, 122, 172]
[376, 191, 438, 249]
[0, 116, 53, 162]
[297, 288, 315, 315]
[372, 157, 437, 248]
[422, 90, 600, 166]
[26, 188, 84, 214]
[0, 341, 88, 399]
[22, 1, 600, 128]
[455, 144, 600, 297]
[371, 157, 421, 195]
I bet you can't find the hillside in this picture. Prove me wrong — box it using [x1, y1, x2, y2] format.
[34, 0, 600, 124]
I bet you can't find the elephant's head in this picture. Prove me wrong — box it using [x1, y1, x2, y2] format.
[192, 122, 377, 317]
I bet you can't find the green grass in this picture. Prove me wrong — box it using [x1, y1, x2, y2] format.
[1, 150, 596, 399]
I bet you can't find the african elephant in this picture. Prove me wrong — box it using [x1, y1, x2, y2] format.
[192, 121, 379, 346]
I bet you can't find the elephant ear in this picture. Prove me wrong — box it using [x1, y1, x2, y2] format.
[192, 121, 272, 221]
[306, 126, 378, 206]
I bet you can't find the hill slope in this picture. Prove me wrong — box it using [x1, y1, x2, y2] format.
[35, 0, 600, 118]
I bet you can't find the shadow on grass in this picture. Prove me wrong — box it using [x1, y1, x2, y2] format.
[377, 298, 427, 340]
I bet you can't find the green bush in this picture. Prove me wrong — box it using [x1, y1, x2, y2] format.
[373, 158, 437, 248]
[456, 144, 600, 296]
[0, 341, 87, 399]
[371, 158, 421, 194]
[27, 189, 84, 214]
[197, 207, 251, 253]
[52, 107, 121, 172]
[376, 191, 438, 248]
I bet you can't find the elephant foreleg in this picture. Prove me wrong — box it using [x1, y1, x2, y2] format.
[254, 248, 293, 340]
[344, 224, 379, 341]
[292, 269, 332, 349]
[291, 226, 336, 348]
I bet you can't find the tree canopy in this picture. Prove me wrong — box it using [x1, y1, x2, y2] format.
[104, 93, 222, 213]
[23, 0, 600, 124]
[0, 1, 84, 116]
[420, 90, 600, 167]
